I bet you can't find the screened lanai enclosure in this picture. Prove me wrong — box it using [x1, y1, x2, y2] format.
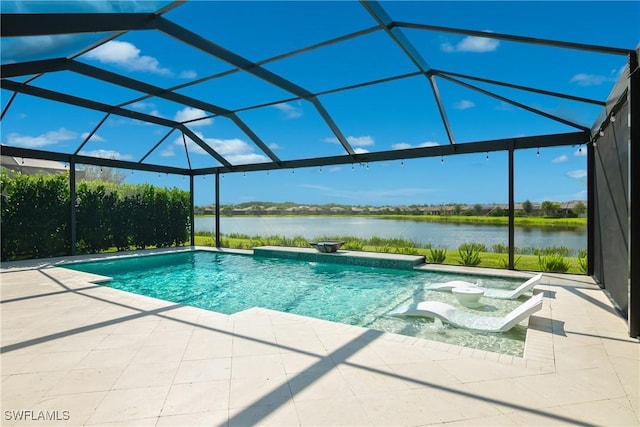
[1, 1, 638, 337]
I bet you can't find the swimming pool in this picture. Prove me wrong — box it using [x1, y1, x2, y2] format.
[62, 250, 529, 356]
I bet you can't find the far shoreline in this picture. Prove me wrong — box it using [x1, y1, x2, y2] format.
[194, 214, 587, 228]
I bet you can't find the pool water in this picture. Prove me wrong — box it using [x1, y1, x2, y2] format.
[63, 250, 530, 356]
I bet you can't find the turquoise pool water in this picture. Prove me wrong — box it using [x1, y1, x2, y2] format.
[63, 250, 529, 356]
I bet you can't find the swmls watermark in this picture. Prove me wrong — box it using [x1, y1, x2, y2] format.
[4, 410, 70, 422]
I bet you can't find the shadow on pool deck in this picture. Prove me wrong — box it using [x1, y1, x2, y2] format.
[1, 249, 638, 426]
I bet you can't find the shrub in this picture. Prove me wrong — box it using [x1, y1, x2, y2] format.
[492, 243, 508, 253]
[395, 246, 419, 255]
[459, 242, 486, 252]
[538, 254, 570, 273]
[535, 245, 572, 257]
[578, 249, 588, 274]
[426, 248, 446, 264]
[498, 256, 521, 269]
[458, 244, 481, 266]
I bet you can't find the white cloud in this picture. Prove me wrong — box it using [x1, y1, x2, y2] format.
[495, 101, 513, 111]
[79, 149, 133, 160]
[324, 135, 374, 147]
[6, 128, 76, 148]
[131, 101, 156, 111]
[454, 100, 475, 110]
[566, 169, 587, 179]
[354, 148, 370, 154]
[347, 136, 374, 146]
[441, 35, 499, 53]
[392, 141, 439, 150]
[552, 155, 568, 163]
[273, 102, 303, 119]
[180, 133, 269, 164]
[174, 107, 213, 127]
[574, 147, 587, 157]
[179, 70, 197, 79]
[160, 146, 176, 157]
[80, 132, 105, 142]
[569, 73, 614, 86]
[269, 143, 283, 150]
[84, 40, 172, 75]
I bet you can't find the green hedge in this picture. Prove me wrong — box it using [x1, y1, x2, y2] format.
[1, 170, 191, 261]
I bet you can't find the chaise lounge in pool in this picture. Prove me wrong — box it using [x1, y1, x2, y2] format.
[426, 273, 543, 300]
[391, 292, 544, 332]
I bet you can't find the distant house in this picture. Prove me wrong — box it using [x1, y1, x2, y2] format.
[1, 155, 68, 176]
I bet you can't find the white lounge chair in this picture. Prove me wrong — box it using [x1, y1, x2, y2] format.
[391, 292, 543, 332]
[426, 273, 543, 300]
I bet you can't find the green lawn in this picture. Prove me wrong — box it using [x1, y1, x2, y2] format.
[194, 234, 586, 274]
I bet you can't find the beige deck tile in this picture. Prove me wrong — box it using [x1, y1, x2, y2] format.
[174, 358, 232, 383]
[128, 343, 187, 365]
[280, 351, 334, 375]
[46, 367, 122, 396]
[274, 331, 328, 355]
[86, 416, 159, 426]
[288, 369, 355, 402]
[0, 354, 37, 376]
[228, 375, 291, 409]
[0, 371, 68, 402]
[85, 385, 170, 424]
[162, 380, 231, 416]
[436, 413, 528, 426]
[455, 378, 556, 413]
[143, 329, 193, 348]
[428, 390, 504, 423]
[112, 361, 180, 390]
[24, 391, 107, 426]
[230, 335, 282, 357]
[354, 389, 444, 426]
[76, 348, 138, 369]
[387, 360, 462, 387]
[183, 336, 234, 360]
[338, 363, 412, 396]
[231, 353, 286, 379]
[548, 398, 640, 426]
[94, 332, 152, 350]
[513, 370, 619, 407]
[553, 343, 611, 372]
[227, 401, 301, 427]
[11, 350, 89, 375]
[435, 356, 540, 384]
[156, 409, 229, 427]
[295, 396, 371, 426]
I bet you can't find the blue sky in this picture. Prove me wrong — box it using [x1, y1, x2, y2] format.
[1, 1, 638, 206]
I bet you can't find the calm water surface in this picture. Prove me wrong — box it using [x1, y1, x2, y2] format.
[195, 216, 586, 254]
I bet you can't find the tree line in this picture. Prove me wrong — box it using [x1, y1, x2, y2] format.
[1, 170, 190, 261]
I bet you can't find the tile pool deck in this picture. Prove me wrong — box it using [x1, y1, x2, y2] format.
[1, 247, 638, 426]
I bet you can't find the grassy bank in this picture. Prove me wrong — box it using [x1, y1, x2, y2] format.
[194, 233, 586, 274]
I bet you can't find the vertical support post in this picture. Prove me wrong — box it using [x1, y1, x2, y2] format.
[508, 145, 515, 269]
[69, 161, 77, 256]
[189, 174, 195, 247]
[629, 50, 639, 338]
[215, 171, 221, 248]
[587, 130, 595, 276]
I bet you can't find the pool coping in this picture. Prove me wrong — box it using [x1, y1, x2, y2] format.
[2, 247, 637, 425]
[1, 246, 555, 368]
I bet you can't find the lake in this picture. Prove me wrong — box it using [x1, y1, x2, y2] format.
[195, 216, 587, 254]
